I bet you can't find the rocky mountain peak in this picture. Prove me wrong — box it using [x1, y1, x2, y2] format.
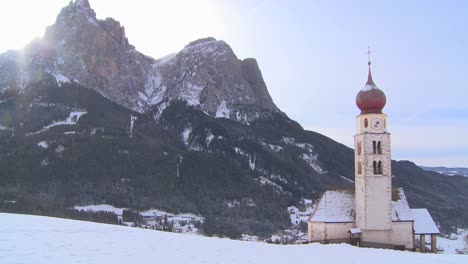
[0, 1, 280, 121]
[75, 0, 91, 9]
[56, 0, 97, 25]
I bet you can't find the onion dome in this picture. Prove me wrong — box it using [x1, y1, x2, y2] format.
[356, 61, 386, 114]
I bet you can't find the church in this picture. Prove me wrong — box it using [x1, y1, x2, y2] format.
[307, 59, 440, 252]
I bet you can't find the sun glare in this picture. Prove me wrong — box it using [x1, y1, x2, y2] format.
[0, 0, 226, 58]
[0, 1, 69, 52]
[91, 0, 226, 58]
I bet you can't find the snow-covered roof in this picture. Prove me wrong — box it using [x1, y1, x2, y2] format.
[309, 188, 415, 223]
[411, 209, 440, 235]
[349, 228, 362, 234]
[392, 188, 414, 222]
[309, 190, 355, 223]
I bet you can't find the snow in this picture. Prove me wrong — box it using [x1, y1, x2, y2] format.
[1, 213, 466, 263]
[271, 173, 288, 183]
[437, 229, 468, 254]
[234, 147, 257, 171]
[73, 204, 203, 225]
[412, 209, 440, 234]
[288, 199, 315, 225]
[282, 137, 326, 174]
[362, 83, 377, 91]
[181, 126, 192, 145]
[301, 153, 326, 174]
[340, 175, 355, 183]
[0, 124, 8, 130]
[258, 176, 283, 194]
[129, 115, 137, 138]
[241, 234, 259, 242]
[249, 155, 256, 170]
[141, 209, 204, 223]
[261, 142, 283, 152]
[55, 145, 65, 153]
[37, 141, 49, 149]
[215, 100, 230, 118]
[310, 190, 355, 223]
[90, 127, 104, 135]
[180, 83, 203, 106]
[27, 111, 87, 135]
[46, 69, 70, 85]
[206, 129, 215, 146]
[392, 189, 414, 222]
[41, 159, 48, 166]
[350, 228, 362, 234]
[225, 200, 241, 208]
[145, 72, 165, 105]
[52, 72, 70, 84]
[152, 101, 169, 122]
[74, 204, 125, 215]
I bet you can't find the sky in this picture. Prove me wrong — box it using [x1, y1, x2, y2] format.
[0, 0, 467, 167]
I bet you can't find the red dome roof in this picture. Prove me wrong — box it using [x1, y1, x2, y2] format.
[356, 63, 386, 114]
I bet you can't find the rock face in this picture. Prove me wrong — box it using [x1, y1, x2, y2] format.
[0, 0, 279, 119]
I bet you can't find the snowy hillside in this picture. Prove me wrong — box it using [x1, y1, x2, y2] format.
[420, 166, 468, 177]
[0, 214, 466, 264]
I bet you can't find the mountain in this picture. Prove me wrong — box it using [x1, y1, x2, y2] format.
[0, 0, 279, 120]
[420, 166, 468, 178]
[2, 213, 467, 263]
[1, 0, 468, 238]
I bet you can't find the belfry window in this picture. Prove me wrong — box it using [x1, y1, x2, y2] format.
[373, 161, 377, 174]
[358, 162, 362, 174]
[357, 142, 362, 155]
[372, 141, 377, 154]
[377, 141, 382, 154]
[378, 161, 383, 174]
[364, 118, 368, 128]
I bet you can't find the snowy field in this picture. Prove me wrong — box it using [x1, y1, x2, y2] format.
[0, 214, 467, 264]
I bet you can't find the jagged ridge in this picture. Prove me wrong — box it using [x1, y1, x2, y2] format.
[0, 0, 279, 120]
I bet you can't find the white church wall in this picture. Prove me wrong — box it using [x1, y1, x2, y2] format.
[308, 222, 355, 243]
[362, 222, 414, 249]
[391, 222, 415, 249]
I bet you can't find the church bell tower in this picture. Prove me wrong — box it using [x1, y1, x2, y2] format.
[354, 58, 392, 231]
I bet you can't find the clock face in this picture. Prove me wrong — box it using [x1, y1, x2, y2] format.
[372, 118, 384, 131]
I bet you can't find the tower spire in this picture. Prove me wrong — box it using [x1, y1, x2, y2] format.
[367, 46, 375, 85]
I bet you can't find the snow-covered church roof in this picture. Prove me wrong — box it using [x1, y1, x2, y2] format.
[411, 208, 440, 235]
[309, 190, 355, 223]
[309, 188, 415, 223]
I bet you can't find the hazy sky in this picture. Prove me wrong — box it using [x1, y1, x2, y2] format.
[1, 0, 467, 167]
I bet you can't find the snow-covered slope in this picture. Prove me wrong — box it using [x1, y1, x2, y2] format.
[0, 213, 466, 264]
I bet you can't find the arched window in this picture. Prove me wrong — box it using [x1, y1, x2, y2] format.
[378, 161, 383, 174]
[372, 141, 377, 154]
[358, 161, 362, 174]
[364, 118, 368, 128]
[377, 141, 382, 154]
[373, 161, 377, 174]
[357, 142, 362, 155]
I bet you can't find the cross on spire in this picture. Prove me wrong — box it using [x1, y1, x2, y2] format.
[366, 46, 375, 85]
[367, 46, 372, 66]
